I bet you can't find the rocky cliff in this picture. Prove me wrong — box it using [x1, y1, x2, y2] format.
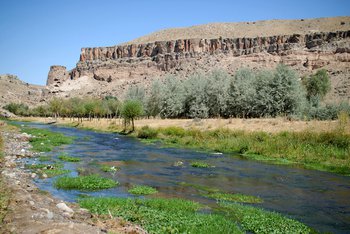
[48, 19, 350, 103]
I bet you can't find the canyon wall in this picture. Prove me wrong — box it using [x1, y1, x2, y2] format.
[49, 30, 350, 102]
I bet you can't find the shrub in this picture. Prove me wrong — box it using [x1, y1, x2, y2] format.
[304, 69, 331, 102]
[137, 126, 158, 139]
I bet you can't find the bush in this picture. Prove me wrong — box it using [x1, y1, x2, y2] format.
[304, 69, 331, 102]
[137, 126, 158, 139]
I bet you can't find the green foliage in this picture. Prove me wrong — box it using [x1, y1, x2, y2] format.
[58, 154, 81, 162]
[304, 69, 331, 102]
[203, 192, 263, 203]
[128, 185, 158, 195]
[306, 102, 350, 120]
[25, 163, 69, 178]
[79, 197, 242, 234]
[145, 80, 162, 117]
[43, 169, 70, 178]
[137, 126, 158, 139]
[3, 103, 29, 116]
[54, 174, 118, 191]
[21, 127, 73, 152]
[121, 100, 143, 131]
[142, 126, 350, 175]
[191, 161, 211, 168]
[159, 76, 186, 118]
[25, 163, 63, 170]
[219, 202, 311, 234]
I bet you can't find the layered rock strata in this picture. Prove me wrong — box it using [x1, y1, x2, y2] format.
[51, 30, 350, 102]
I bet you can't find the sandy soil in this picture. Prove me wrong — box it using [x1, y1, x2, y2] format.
[16, 117, 348, 134]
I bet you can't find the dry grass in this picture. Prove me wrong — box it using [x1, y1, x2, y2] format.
[15, 116, 349, 134]
[125, 16, 350, 45]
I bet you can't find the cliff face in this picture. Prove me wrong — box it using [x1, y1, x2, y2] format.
[49, 30, 350, 102]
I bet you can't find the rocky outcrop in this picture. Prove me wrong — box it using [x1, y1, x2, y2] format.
[71, 31, 350, 79]
[48, 30, 350, 102]
[47, 65, 70, 86]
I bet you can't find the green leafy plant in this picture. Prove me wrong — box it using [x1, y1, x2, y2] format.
[80, 197, 242, 234]
[54, 175, 118, 191]
[128, 185, 158, 195]
[219, 202, 311, 234]
[58, 154, 81, 162]
[203, 192, 263, 203]
[191, 161, 211, 168]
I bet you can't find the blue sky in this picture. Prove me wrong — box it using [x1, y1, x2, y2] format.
[0, 0, 349, 85]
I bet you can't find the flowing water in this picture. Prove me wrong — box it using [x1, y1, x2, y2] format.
[19, 122, 350, 233]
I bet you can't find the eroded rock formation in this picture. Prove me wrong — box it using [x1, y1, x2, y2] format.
[50, 30, 350, 102]
[47, 65, 70, 86]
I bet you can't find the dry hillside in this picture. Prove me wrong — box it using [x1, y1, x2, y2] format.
[125, 16, 350, 44]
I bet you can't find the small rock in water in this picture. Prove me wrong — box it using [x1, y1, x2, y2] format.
[42, 173, 48, 179]
[212, 152, 223, 155]
[56, 202, 74, 213]
[31, 173, 37, 178]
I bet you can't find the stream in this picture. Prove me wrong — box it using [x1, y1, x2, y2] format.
[18, 122, 350, 234]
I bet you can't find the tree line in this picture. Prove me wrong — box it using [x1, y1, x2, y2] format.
[4, 64, 350, 123]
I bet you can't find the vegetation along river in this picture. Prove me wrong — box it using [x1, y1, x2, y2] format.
[18, 122, 350, 233]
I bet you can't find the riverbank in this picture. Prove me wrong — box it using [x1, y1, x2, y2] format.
[14, 117, 350, 175]
[14, 116, 349, 133]
[0, 121, 144, 233]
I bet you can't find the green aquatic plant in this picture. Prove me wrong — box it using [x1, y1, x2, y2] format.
[21, 127, 73, 152]
[54, 174, 118, 191]
[203, 192, 263, 203]
[42, 169, 70, 178]
[218, 202, 311, 234]
[58, 154, 81, 162]
[128, 185, 158, 195]
[25, 163, 63, 170]
[79, 197, 242, 234]
[191, 161, 212, 168]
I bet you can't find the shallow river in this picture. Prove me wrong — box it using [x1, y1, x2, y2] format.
[19, 122, 350, 233]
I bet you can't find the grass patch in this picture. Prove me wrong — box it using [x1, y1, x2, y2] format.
[43, 169, 70, 178]
[20, 127, 74, 152]
[25, 163, 69, 178]
[203, 192, 263, 204]
[58, 154, 81, 162]
[218, 202, 312, 234]
[25, 163, 63, 170]
[136, 126, 350, 175]
[54, 174, 118, 191]
[79, 197, 242, 234]
[128, 185, 158, 195]
[179, 182, 262, 203]
[137, 126, 158, 139]
[191, 161, 212, 168]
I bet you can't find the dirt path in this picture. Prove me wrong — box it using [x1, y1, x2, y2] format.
[0, 123, 145, 234]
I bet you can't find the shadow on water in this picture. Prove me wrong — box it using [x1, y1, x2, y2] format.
[18, 122, 350, 234]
